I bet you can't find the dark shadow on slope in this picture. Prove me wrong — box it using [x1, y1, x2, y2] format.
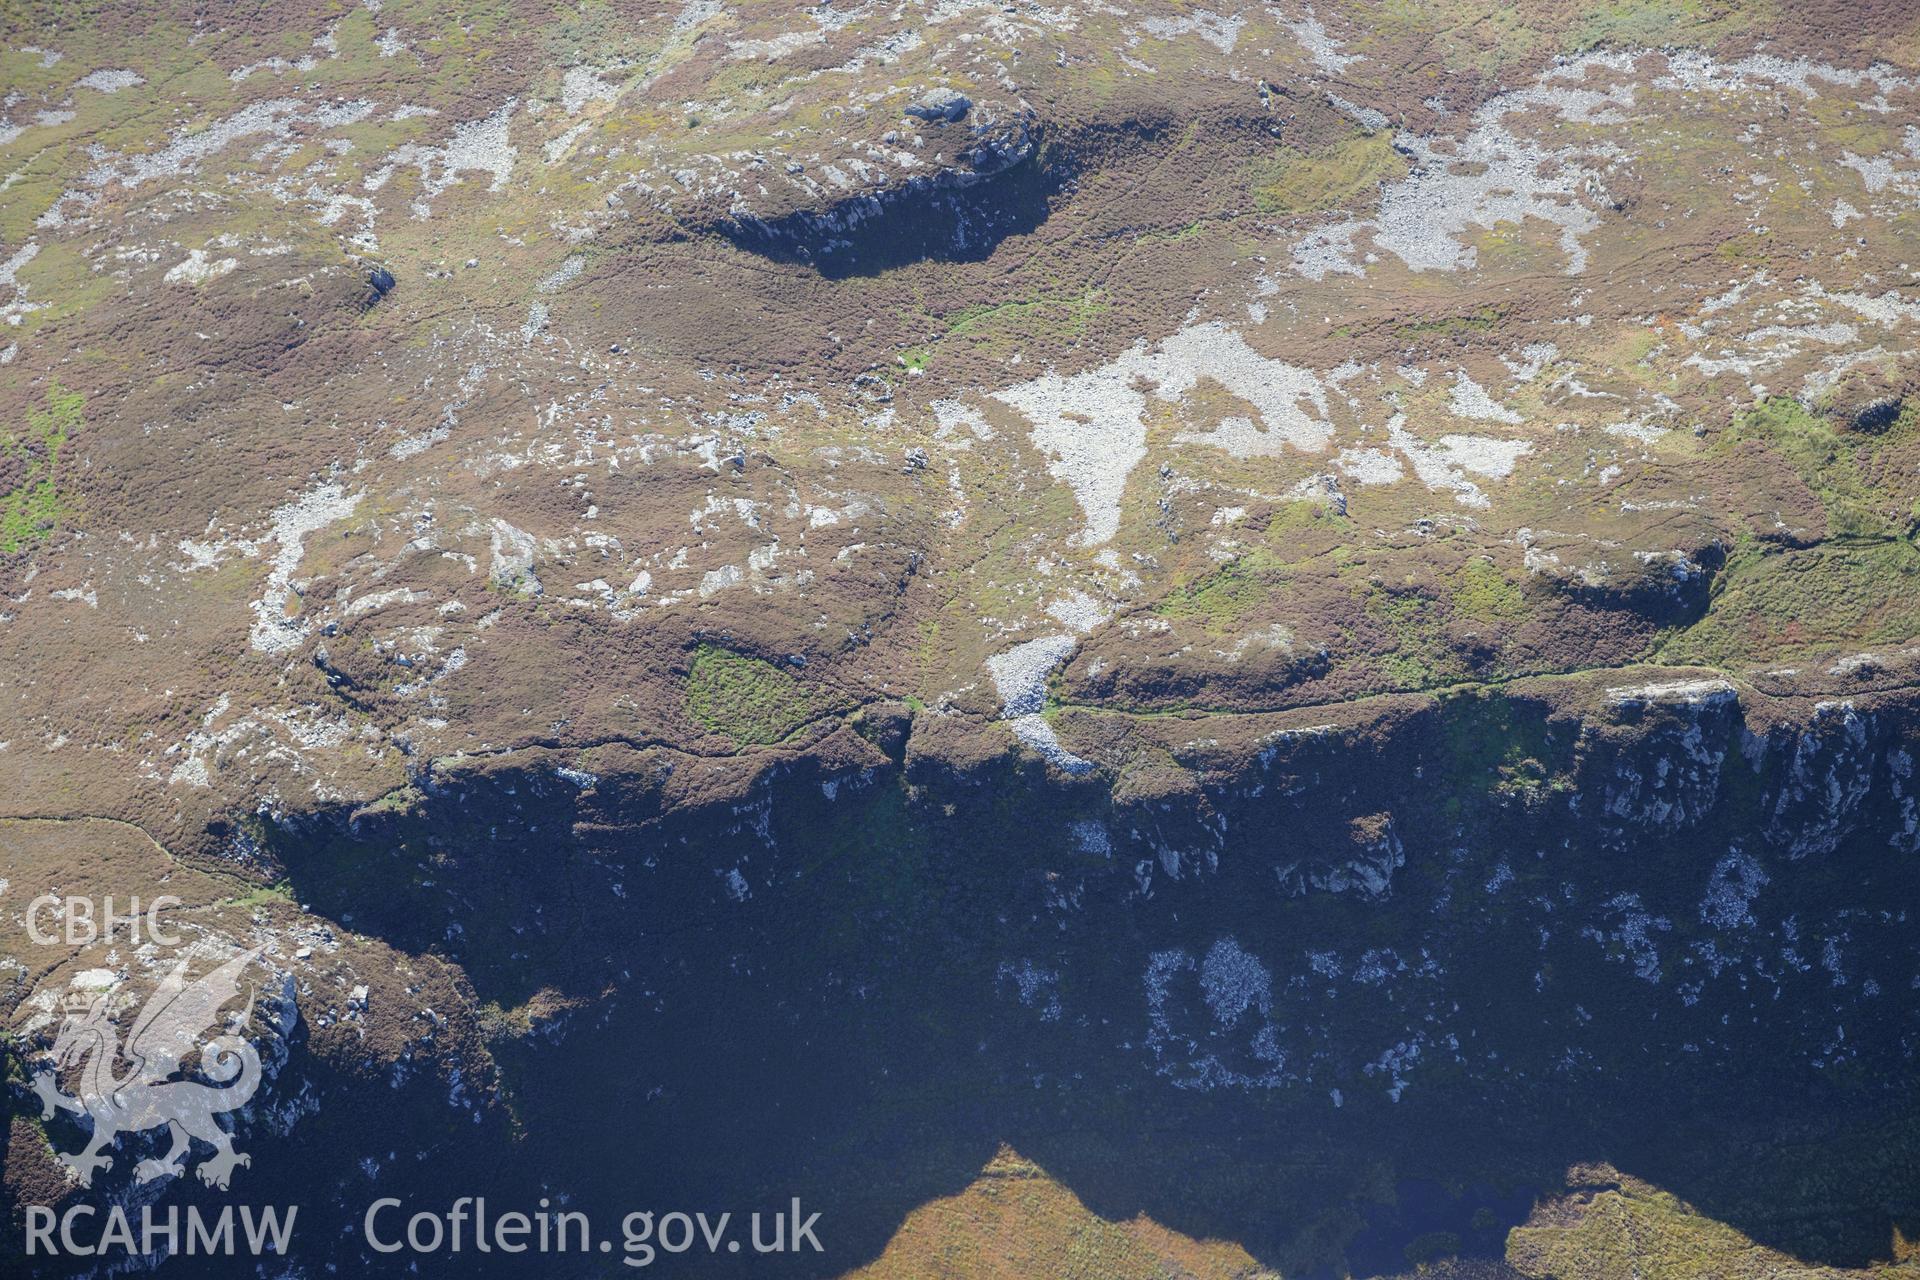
[716, 142, 1073, 279]
[96, 688, 1920, 1279]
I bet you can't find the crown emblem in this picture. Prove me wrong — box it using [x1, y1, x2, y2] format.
[61, 990, 101, 1016]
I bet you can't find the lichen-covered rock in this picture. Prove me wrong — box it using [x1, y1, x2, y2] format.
[1275, 811, 1405, 899]
[1588, 683, 1740, 839]
[1760, 701, 1879, 859]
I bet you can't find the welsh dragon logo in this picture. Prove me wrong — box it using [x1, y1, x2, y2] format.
[30, 947, 267, 1191]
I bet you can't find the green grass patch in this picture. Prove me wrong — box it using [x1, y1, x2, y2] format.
[1247, 132, 1407, 216]
[1568, 0, 1749, 52]
[1153, 551, 1284, 635]
[1729, 395, 1910, 538]
[1394, 306, 1502, 342]
[2, 382, 81, 553]
[1436, 689, 1569, 816]
[686, 644, 825, 744]
[1658, 538, 1920, 668]
[1368, 589, 1444, 687]
[1451, 556, 1527, 623]
[224, 881, 297, 910]
[904, 289, 1107, 373]
[1264, 499, 1353, 548]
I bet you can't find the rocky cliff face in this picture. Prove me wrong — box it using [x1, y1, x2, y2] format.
[16, 668, 1916, 1275]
